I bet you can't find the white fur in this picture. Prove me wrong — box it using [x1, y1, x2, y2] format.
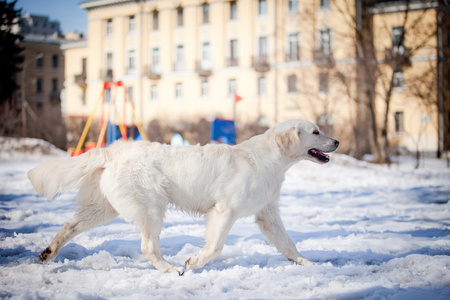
[28, 119, 339, 275]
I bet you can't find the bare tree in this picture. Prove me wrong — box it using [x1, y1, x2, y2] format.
[333, 0, 440, 163]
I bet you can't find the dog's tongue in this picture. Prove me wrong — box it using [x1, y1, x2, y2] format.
[309, 149, 330, 162]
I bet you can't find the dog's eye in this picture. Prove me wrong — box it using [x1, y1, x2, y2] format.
[313, 130, 319, 135]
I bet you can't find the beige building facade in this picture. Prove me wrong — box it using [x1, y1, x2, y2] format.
[63, 0, 447, 156]
[19, 37, 66, 149]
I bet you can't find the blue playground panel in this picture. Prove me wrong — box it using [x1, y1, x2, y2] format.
[210, 119, 236, 144]
[106, 123, 141, 145]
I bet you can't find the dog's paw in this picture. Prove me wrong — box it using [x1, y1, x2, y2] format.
[161, 265, 185, 275]
[290, 257, 316, 266]
[185, 257, 198, 270]
[176, 267, 185, 276]
[297, 258, 316, 266]
[39, 247, 52, 263]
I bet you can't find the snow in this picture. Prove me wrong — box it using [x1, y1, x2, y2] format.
[0, 138, 449, 299]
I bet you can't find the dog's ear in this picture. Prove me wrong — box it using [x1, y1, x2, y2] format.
[276, 127, 299, 158]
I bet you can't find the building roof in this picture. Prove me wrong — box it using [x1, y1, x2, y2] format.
[79, 0, 134, 10]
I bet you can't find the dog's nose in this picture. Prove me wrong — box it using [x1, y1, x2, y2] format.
[334, 140, 339, 148]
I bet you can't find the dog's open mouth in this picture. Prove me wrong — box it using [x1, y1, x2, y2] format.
[308, 149, 330, 163]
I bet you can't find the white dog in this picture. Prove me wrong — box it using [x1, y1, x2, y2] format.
[28, 119, 339, 275]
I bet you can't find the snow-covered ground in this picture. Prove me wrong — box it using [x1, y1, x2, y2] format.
[0, 138, 449, 299]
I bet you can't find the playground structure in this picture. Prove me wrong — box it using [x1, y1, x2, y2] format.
[70, 81, 147, 156]
[70, 82, 239, 155]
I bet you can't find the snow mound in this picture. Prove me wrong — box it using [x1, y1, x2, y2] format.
[0, 137, 67, 161]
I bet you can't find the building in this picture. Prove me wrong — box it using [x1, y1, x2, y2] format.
[369, 0, 449, 158]
[17, 13, 62, 37]
[63, 0, 448, 158]
[15, 14, 67, 148]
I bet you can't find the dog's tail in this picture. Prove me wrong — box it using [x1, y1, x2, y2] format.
[28, 148, 107, 200]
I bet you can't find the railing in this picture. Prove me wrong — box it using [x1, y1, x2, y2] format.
[50, 91, 60, 102]
[74, 72, 86, 89]
[313, 49, 334, 67]
[196, 60, 212, 76]
[384, 46, 411, 67]
[100, 69, 113, 82]
[146, 65, 161, 79]
[226, 57, 239, 67]
[252, 55, 270, 72]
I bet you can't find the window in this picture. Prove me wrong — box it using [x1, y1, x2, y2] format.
[175, 83, 183, 100]
[151, 85, 158, 101]
[230, 1, 237, 20]
[202, 3, 210, 24]
[152, 10, 159, 30]
[151, 48, 160, 72]
[37, 56, 43, 68]
[259, 36, 268, 57]
[82, 89, 86, 105]
[201, 42, 211, 69]
[52, 78, 58, 92]
[394, 112, 404, 132]
[393, 71, 404, 88]
[289, 0, 298, 13]
[201, 79, 208, 98]
[52, 55, 58, 68]
[392, 26, 405, 54]
[106, 19, 113, 35]
[288, 74, 297, 93]
[128, 15, 135, 33]
[258, 77, 266, 96]
[36, 77, 43, 94]
[287, 33, 299, 61]
[127, 87, 133, 103]
[105, 88, 111, 103]
[106, 52, 113, 71]
[127, 50, 136, 72]
[319, 73, 329, 93]
[228, 79, 236, 96]
[320, 0, 330, 9]
[175, 45, 184, 71]
[228, 39, 238, 66]
[177, 7, 183, 26]
[258, 0, 267, 15]
[82, 58, 87, 75]
[319, 29, 331, 56]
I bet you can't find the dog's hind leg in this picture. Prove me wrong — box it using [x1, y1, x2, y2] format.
[39, 170, 118, 263]
[139, 207, 185, 275]
[255, 203, 315, 266]
[185, 204, 237, 270]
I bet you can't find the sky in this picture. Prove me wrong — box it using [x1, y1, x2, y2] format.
[16, 0, 88, 35]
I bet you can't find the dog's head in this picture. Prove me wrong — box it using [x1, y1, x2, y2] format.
[271, 119, 339, 164]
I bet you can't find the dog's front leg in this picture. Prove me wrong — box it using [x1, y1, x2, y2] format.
[185, 204, 237, 270]
[255, 203, 315, 266]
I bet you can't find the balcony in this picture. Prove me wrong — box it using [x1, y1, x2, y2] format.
[252, 55, 270, 73]
[384, 46, 411, 67]
[226, 57, 239, 67]
[196, 60, 212, 77]
[313, 49, 334, 67]
[285, 52, 300, 63]
[100, 69, 113, 82]
[74, 72, 86, 89]
[146, 65, 161, 79]
[50, 91, 60, 102]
